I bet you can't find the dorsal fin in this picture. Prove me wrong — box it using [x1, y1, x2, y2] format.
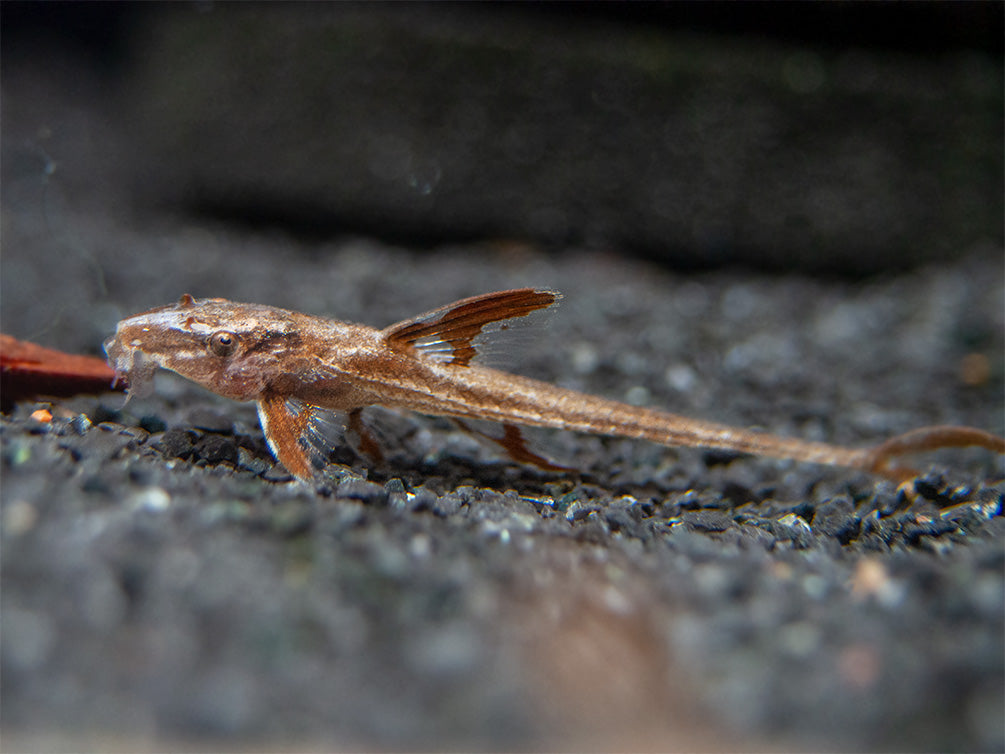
[382, 288, 560, 367]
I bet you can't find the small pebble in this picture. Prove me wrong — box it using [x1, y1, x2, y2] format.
[90, 404, 123, 424]
[813, 498, 859, 544]
[130, 486, 171, 511]
[336, 478, 387, 504]
[69, 414, 93, 435]
[237, 447, 272, 476]
[774, 513, 815, 548]
[155, 429, 197, 460]
[139, 414, 168, 433]
[29, 408, 52, 423]
[682, 510, 734, 533]
[195, 434, 240, 465]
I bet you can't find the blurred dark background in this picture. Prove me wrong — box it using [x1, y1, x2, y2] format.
[3, 1, 1002, 274]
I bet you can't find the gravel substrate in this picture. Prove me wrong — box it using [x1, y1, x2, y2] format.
[3, 220, 1003, 751]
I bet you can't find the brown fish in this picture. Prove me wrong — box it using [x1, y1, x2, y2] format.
[104, 289, 1004, 481]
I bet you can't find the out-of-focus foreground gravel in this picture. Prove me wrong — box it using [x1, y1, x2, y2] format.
[2, 4, 1003, 752]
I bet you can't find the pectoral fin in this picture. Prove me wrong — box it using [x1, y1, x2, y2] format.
[257, 393, 346, 481]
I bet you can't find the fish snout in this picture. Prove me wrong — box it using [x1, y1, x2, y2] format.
[103, 332, 157, 399]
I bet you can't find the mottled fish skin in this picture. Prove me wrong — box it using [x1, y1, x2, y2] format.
[104, 296, 321, 403]
[104, 291, 1005, 482]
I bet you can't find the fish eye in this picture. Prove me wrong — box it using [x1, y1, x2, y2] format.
[209, 330, 239, 357]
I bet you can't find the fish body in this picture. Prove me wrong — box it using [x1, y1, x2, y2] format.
[104, 290, 1004, 481]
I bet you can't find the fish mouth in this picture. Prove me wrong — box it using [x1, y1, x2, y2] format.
[103, 334, 158, 400]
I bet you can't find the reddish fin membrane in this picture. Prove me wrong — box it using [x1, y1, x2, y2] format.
[257, 393, 314, 480]
[454, 418, 574, 472]
[348, 408, 384, 462]
[383, 288, 560, 367]
[257, 394, 346, 480]
[292, 399, 347, 473]
[497, 423, 575, 472]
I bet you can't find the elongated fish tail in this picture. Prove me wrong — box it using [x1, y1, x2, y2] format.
[857, 425, 1005, 480]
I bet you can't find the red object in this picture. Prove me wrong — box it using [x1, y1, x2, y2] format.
[0, 334, 124, 412]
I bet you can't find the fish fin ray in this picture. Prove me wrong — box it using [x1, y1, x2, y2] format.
[382, 288, 560, 367]
[257, 393, 346, 480]
[454, 418, 574, 472]
[348, 408, 384, 462]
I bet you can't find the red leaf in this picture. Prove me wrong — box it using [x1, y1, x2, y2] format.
[0, 334, 123, 412]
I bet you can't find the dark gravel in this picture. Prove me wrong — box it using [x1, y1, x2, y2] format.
[2, 6, 1003, 752]
[3, 233, 1001, 752]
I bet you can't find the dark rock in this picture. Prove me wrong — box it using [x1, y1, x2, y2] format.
[81, 473, 113, 496]
[568, 504, 597, 523]
[236, 447, 272, 476]
[429, 490, 467, 516]
[572, 512, 610, 544]
[721, 481, 761, 506]
[703, 449, 744, 467]
[26, 418, 53, 435]
[154, 429, 197, 460]
[406, 487, 438, 514]
[90, 403, 123, 424]
[672, 489, 721, 511]
[194, 434, 240, 466]
[902, 517, 958, 545]
[913, 472, 954, 505]
[335, 478, 388, 505]
[603, 506, 635, 533]
[384, 478, 407, 496]
[139, 414, 168, 433]
[261, 464, 294, 483]
[865, 489, 903, 517]
[69, 413, 93, 435]
[682, 510, 734, 533]
[628, 500, 656, 520]
[770, 513, 815, 549]
[812, 497, 860, 544]
[736, 524, 776, 551]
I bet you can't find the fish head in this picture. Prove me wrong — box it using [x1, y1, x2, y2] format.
[104, 294, 304, 402]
